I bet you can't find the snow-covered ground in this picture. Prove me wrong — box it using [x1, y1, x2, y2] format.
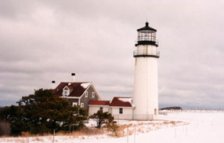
[1, 110, 224, 143]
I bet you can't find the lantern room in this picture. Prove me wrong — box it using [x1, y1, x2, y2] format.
[136, 22, 158, 47]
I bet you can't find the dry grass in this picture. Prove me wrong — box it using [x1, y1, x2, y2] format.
[56, 127, 105, 137]
[21, 132, 32, 137]
[3, 120, 186, 140]
[72, 128, 105, 136]
[110, 120, 186, 137]
[108, 124, 133, 137]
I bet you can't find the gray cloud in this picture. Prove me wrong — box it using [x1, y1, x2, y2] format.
[0, 0, 224, 109]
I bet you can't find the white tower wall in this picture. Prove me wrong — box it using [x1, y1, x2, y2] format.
[133, 45, 159, 120]
[133, 57, 158, 120]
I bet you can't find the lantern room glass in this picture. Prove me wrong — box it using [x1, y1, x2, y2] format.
[138, 30, 156, 42]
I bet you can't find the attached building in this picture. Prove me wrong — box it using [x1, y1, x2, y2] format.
[110, 97, 133, 120]
[88, 100, 110, 114]
[89, 97, 134, 120]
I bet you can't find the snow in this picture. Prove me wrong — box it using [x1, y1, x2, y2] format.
[81, 83, 90, 89]
[84, 119, 98, 128]
[118, 97, 132, 104]
[1, 110, 224, 143]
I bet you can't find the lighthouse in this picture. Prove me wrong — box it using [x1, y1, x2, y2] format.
[133, 22, 159, 120]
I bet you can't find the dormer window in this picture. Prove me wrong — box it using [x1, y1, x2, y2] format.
[85, 91, 88, 98]
[62, 86, 70, 96]
[92, 92, 95, 98]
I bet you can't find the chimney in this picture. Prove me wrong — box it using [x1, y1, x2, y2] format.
[71, 73, 76, 82]
[51, 80, 56, 89]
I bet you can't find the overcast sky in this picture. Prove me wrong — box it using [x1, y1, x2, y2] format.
[0, 0, 224, 109]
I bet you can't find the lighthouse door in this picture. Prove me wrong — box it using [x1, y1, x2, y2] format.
[154, 108, 157, 115]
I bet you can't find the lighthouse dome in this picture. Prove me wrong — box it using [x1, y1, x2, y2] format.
[136, 22, 158, 47]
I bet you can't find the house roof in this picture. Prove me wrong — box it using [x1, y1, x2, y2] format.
[53, 82, 91, 97]
[89, 100, 110, 106]
[110, 97, 132, 107]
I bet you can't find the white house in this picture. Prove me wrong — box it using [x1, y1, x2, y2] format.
[88, 100, 110, 114]
[89, 97, 134, 120]
[110, 97, 133, 120]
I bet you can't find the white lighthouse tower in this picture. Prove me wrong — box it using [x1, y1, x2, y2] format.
[133, 22, 159, 120]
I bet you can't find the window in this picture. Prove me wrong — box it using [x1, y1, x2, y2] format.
[92, 92, 95, 98]
[119, 108, 123, 114]
[62, 86, 70, 96]
[85, 92, 88, 98]
[72, 102, 77, 107]
[80, 103, 84, 108]
[100, 107, 103, 112]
